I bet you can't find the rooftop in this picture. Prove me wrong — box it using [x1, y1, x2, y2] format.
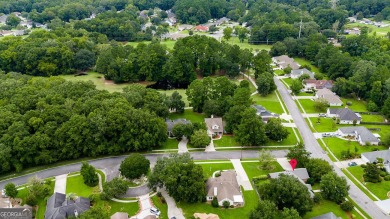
[205, 117, 223, 133]
[361, 149, 390, 163]
[311, 212, 341, 219]
[328, 108, 361, 121]
[206, 170, 242, 202]
[338, 126, 379, 143]
[45, 192, 90, 219]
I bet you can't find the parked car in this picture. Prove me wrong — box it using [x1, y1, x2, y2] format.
[322, 133, 331, 137]
[150, 207, 161, 216]
[348, 162, 357, 166]
[318, 113, 327, 117]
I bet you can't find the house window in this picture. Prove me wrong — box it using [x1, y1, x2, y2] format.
[212, 125, 219, 130]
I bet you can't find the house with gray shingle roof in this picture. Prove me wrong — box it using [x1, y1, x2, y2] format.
[206, 170, 244, 206]
[0, 15, 7, 24]
[361, 149, 390, 173]
[252, 105, 279, 122]
[45, 192, 90, 219]
[268, 168, 313, 197]
[272, 55, 300, 70]
[290, 68, 314, 79]
[327, 108, 361, 124]
[165, 118, 191, 137]
[336, 126, 380, 146]
[205, 117, 223, 136]
[312, 212, 341, 219]
[315, 88, 343, 106]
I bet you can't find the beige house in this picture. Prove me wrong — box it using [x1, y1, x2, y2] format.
[205, 117, 224, 136]
[206, 170, 244, 206]
[315, 88, 343, 106]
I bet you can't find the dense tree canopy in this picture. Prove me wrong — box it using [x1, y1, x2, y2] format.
[120, 154, 150, 179]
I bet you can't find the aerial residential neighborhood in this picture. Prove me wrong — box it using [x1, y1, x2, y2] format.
[1, 0, 390, 219]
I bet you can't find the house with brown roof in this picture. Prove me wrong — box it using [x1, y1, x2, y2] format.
[206, 170, 244, 206]
[304, 79, 333, 91]
[205, 117, 223, 136]
[315, 88, 343, 106]
[194, 25, 209, 32]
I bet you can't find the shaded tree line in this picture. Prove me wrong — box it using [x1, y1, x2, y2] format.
[0, 73, 167, 174]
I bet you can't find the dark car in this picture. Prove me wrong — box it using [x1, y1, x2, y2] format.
[348, 162, 357, 166]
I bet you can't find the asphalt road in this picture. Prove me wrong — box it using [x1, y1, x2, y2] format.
[274, 78, 389, 218]
[0, 150, 287, 190]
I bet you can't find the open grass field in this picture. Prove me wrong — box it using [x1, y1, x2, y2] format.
[178, 191, 258, 219]
[345, 21, 390, 36]
[168, 109, 206, 123]
[323, 137, 387, 160]
[158, 138, 179, 150]
[361, 114, 385, 123]
[310, 117, 338, 132]
[126, 40, 177, 50]
[282, 78, 293, 87]
[348, 166, 390, 200]
[297, 99, 325, 113]
[198, 162, 234, 178]
[303, 199, 364, 219]
[252, 92, 285, 114]
[274, 69, 285, 76]
[66, 174, 98, 197]
[226, 37, 272, 51]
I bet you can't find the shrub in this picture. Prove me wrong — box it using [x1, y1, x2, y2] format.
[340, 201, 354, 212]
[80, 162, 99, 187]
[211, 197, 219, 208]
[215, 171, 221, 177]
[160, 197, 166, 204]
[380, 171, 387, 177]
[222, 200, 230, 209]
[157, 192, 162, 197]
[120, 154, 150, 179]
[384, 175, 390, 181]
[306, 177, 315, 185]
[313, 193, 322, 203]
[26, 194, 38, 206]
[346, 101, 352, 106]
[361, 164, 367, 168]
[88, 194, 100, 203]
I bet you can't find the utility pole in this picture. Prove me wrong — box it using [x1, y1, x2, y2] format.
[298, 18, 303, 38]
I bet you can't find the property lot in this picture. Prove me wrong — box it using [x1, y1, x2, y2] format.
[252, 92, 286, 115]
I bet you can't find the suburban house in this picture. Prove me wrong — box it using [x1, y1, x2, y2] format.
[336, 127, 380, 146]
[111, 212, 129, 219]
[315, 88, 343, 106]
[165, 118, 191, 137]
[252, 105, 279, 122]
[206, 170, 244, 206]
[194, 25, 209, 32]
[290, 68, 314, 79]
[178, 24, 193, 31]
[312, 212, 341, 219]
[303, 79, 333, 91]
[0, 15, 7, 24]
[375, 199, 390, 215]
[326, 108, 361, 124]
[272, 55, 300, 70]
[45, 192, 90, 219]
[361, 149, 390, 173]
[344, 28, 360, 35]
[205, 117, 224, 136]
[268, 168, 313, 197]
[216, 17, 229, 26]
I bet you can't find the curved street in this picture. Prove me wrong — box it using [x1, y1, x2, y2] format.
[274, 77, 389, 218]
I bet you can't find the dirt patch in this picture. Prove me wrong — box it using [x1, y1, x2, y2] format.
[194, 213, 220, 219]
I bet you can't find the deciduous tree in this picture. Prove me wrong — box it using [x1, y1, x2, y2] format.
[80, 162, 99, 187]
[190, 130, 211, 148]
[320, 172, 349, 204]
[265, 118, 289, 141]
[120, 154, 150, 179]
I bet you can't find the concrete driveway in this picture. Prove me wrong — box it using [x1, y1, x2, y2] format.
[131, 194, 155, 219]
[160, 188, 185, 219]
[276, 158, 293, 171]
[230, 159, 253, 191]
[178, 138, 188, 153]
[54, 174, 67, 194]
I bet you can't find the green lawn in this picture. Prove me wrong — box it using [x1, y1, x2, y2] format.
[158, 89, 189, 107]
[282, 78, 293, 87]
[303, 199, 364, 219]
[214, 135, 239, 147]
[226, 37, 272, 51]
[252, 92, 285, 114]
[296, 99, 326, 113]
[361, 114, 385, 123]
[341, 98, 367, 112]
[158, 138, 179, 150]
[152, 196, 168, 219]
[322, 137, 387, 160]
[293, 57, 321, 74]
[345, 22, 390, 36]
[178, 191, 258, 219]
[126, 40, 177, 50]
[267, 128, 299, 146]
[241, 161, 283, 181]
[296, 92, 315, 96]
[66, 174, 98, 197]
[198, 162, 234, 178]
[348, 166, 390, 200]
[274, 69, 285, 76]
[103, 200, 139, 216]
[168, 109, 206, 123]
[310, 118, 338, 132]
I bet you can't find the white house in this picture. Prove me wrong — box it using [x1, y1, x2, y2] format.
[337, 127, 380, 146]
[361, 150, 390, 173]
[326, 108, 361, 124]
[290, 68, 314, 79]
[315, 88, 343, 106]
[206, 170, 244, 207]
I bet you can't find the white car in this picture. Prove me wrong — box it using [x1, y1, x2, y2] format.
[150, 207, 161, 216]
[1, 190, 7, 198]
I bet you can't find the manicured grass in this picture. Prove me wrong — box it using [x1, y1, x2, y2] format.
[341, 98, 367, 112]
[267, 128, 299, 146]
[274, 69, 285, 76]
[303, 199, 364, 219]
[361, 114, 385, 123]
[66, 174, 98, 197]
[214, 135, 239, 147]
[126, 40, 177, 50]
[293, 57, 321, 74]
[345, 22, 390, 36]
[105, 200, 139, 216]
[310, 117, 338, 132]
[347, 166, 390, 200]
[178, 191, 258, 219]
[297, 99, 326, 113]
[198, 162, 234, 178]
[252, 92, 285, 114]
[322, 137, 387, 160]
[241, 161, 283, 181]
[158, 89, 189, 107]
[152, 196, 168, 219]
[168, 109, 206, 123]
[158, 138, 179, 150]
[282, 78, 293, 87]
[226, 37, 272, 51]
[296, 92, 315, 96]
[363, 124, 390, 137]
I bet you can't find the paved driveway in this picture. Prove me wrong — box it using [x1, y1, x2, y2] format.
[230, 159, 253, 191]
[274, 77, 390, 218]
[130, 194, 155, 219]
[160, 188, 185, 219]
[178, 138, 188, 153]
[54, 174, 67, 194]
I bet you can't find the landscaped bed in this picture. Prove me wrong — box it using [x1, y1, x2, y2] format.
[347, 166, 390, 200]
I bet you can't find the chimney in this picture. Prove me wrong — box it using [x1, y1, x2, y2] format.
[214, 187, 217, 196]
